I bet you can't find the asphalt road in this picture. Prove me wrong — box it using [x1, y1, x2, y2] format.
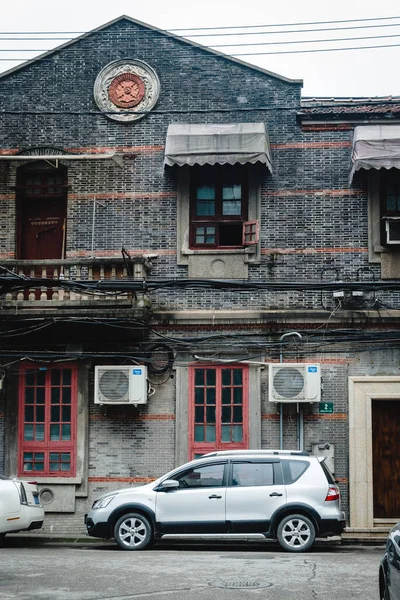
[0, 540, 383, 600]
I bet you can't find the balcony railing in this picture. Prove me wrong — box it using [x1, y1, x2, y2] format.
[0, 257, 153, 304]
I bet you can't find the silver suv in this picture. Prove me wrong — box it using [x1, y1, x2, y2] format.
[85, 450, 345, 552]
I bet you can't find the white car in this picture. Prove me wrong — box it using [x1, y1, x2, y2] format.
[0, 475, 44, 541]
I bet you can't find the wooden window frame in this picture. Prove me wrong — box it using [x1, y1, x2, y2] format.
[188, 364, 249, 459]
[189, 165, 248, 249]
[18, 363, 78, 478]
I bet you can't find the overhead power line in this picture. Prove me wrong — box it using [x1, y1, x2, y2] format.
[3, 42, 400, 62]
[3, 32, 400, 53]
[0, 14, 400, 35]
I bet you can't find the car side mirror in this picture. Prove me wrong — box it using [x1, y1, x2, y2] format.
[160, 479, 179, 491]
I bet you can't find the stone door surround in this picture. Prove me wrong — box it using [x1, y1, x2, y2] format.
[349, 376, 400, 529]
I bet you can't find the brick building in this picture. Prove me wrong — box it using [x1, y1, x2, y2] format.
[1, 15, 400, 536]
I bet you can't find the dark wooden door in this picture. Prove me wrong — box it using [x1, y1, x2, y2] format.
[372, 400, 400, 518]
[19, 199, 65, 260]
[17, 163, 67, 260]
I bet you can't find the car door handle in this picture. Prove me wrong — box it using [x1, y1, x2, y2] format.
[269, 492, 283, 497]
[208, 494, 222, 499]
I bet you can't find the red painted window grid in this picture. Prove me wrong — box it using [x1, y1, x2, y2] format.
[18, 363, 77, 477]
[188, 364, 249, 459]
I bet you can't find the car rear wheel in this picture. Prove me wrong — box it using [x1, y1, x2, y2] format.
[114, 513, 153, 551]
[277, 514, 316, 552]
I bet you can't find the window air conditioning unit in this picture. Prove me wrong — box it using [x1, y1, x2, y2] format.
[269, 363, 321, 403]
[385, 218, 400, 244]
[94, 365, 148, 405]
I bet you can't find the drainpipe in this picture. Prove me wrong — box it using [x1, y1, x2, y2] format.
[279, 332, 302, 450]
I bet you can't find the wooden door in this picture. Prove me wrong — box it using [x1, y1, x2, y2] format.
[17, 163, 67, 260]
[372, 400, 400, 518]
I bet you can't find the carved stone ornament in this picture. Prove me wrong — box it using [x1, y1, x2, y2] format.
[94, 59, 160, 123]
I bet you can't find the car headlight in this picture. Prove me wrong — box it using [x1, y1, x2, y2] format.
[92, 495, 116, 509]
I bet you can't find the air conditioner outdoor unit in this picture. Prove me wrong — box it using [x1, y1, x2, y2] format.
[385, 218, 400, 244]
[94, 365, 148, 405]
[268, 363, 321, 403]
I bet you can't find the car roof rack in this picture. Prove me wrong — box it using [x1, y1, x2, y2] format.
[200, 450, 310, 458]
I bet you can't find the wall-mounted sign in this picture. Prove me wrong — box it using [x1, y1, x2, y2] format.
[319, 402, 334, 414]
[94, 59, 160, 123]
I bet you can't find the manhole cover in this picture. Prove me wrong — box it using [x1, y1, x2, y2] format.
[210, 580, 273, 589]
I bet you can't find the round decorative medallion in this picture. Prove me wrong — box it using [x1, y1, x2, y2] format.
[94, 59, 160, 123]
[108, 73, 145, 108]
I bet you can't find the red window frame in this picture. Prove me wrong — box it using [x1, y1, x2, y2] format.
[189, 165, 248, 249]
[189, 364, 249, 459]
[18, 363, 77, 477]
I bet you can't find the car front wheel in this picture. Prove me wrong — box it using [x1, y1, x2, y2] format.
[114, 512, 153, 551]
[277, 514, 316, 552]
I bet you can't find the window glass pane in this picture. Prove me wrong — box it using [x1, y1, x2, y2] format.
[206, 388, 216, 404]
[36, 406, 45, 422]
[206, 370, 216, 386]
[232, 425, 243, 442]
[221, 425, 231, 442]
[35, 424, 44, 441]
[196, 200, 215, 216]
[288, 460, 309, 483]
[233, 370, 243, 385]
[222, 369, 231, 386]
[233, 406, 242, 423]
[195, 369, 204, 386]
[25, 372, 35, 386]
[51, 406, 60, 422]
[24, 424, 34, 441]
[196, 185, 215, 200]
[233, 388, 243, 404]
[51, 388, 60, 405]
[222, 183, 242, 200]
[62, 388, 71, 404]
[177, 463, 224, 488]
[205, 425, 216, 442]
[206, 406, 216, 424]
[36, 387, 45, 404]
[25, 387, 34, 404]
[195, 406, 204, 423]
[195, 387, 204, 404]
[194, 425, 204, 442]
[62, 406, 71, 422]
[222, 388, 231, 404]
[62, 370, 72, 385]
[24, 405, 34, 422]
[36, 371, 46, 386]
[62, 424, 71, 441]
[232, 462, 273, 487]
[50, 424, 60, 441]
[51, 370, 60, 385]
[222, 200, 242, 216]
[222, 406, 231, 423]
[61, 462, 70, 471]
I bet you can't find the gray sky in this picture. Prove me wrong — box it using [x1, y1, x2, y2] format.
[1, 0, 400, 98]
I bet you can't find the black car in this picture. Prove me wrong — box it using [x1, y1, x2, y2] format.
[380, 522, 400, 599]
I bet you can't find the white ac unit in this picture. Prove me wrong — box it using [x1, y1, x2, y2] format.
[269, 363, 321, 403]
[94, 365, 148, 405]
[385, 218, 400, 244]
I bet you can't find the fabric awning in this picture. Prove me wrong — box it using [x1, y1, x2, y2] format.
[349, 125, 400, 183]
[164, 122, 272, 170]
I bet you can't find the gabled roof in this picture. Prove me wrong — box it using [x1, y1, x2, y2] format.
[0, 14, 302, 86]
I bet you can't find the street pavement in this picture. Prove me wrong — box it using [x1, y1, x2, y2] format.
[0, 537, 383, 600]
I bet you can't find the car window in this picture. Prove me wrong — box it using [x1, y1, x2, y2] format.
[174, 463, 225, 488]
[231, 462, 274, 487]
[287, 460, 309, 483]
